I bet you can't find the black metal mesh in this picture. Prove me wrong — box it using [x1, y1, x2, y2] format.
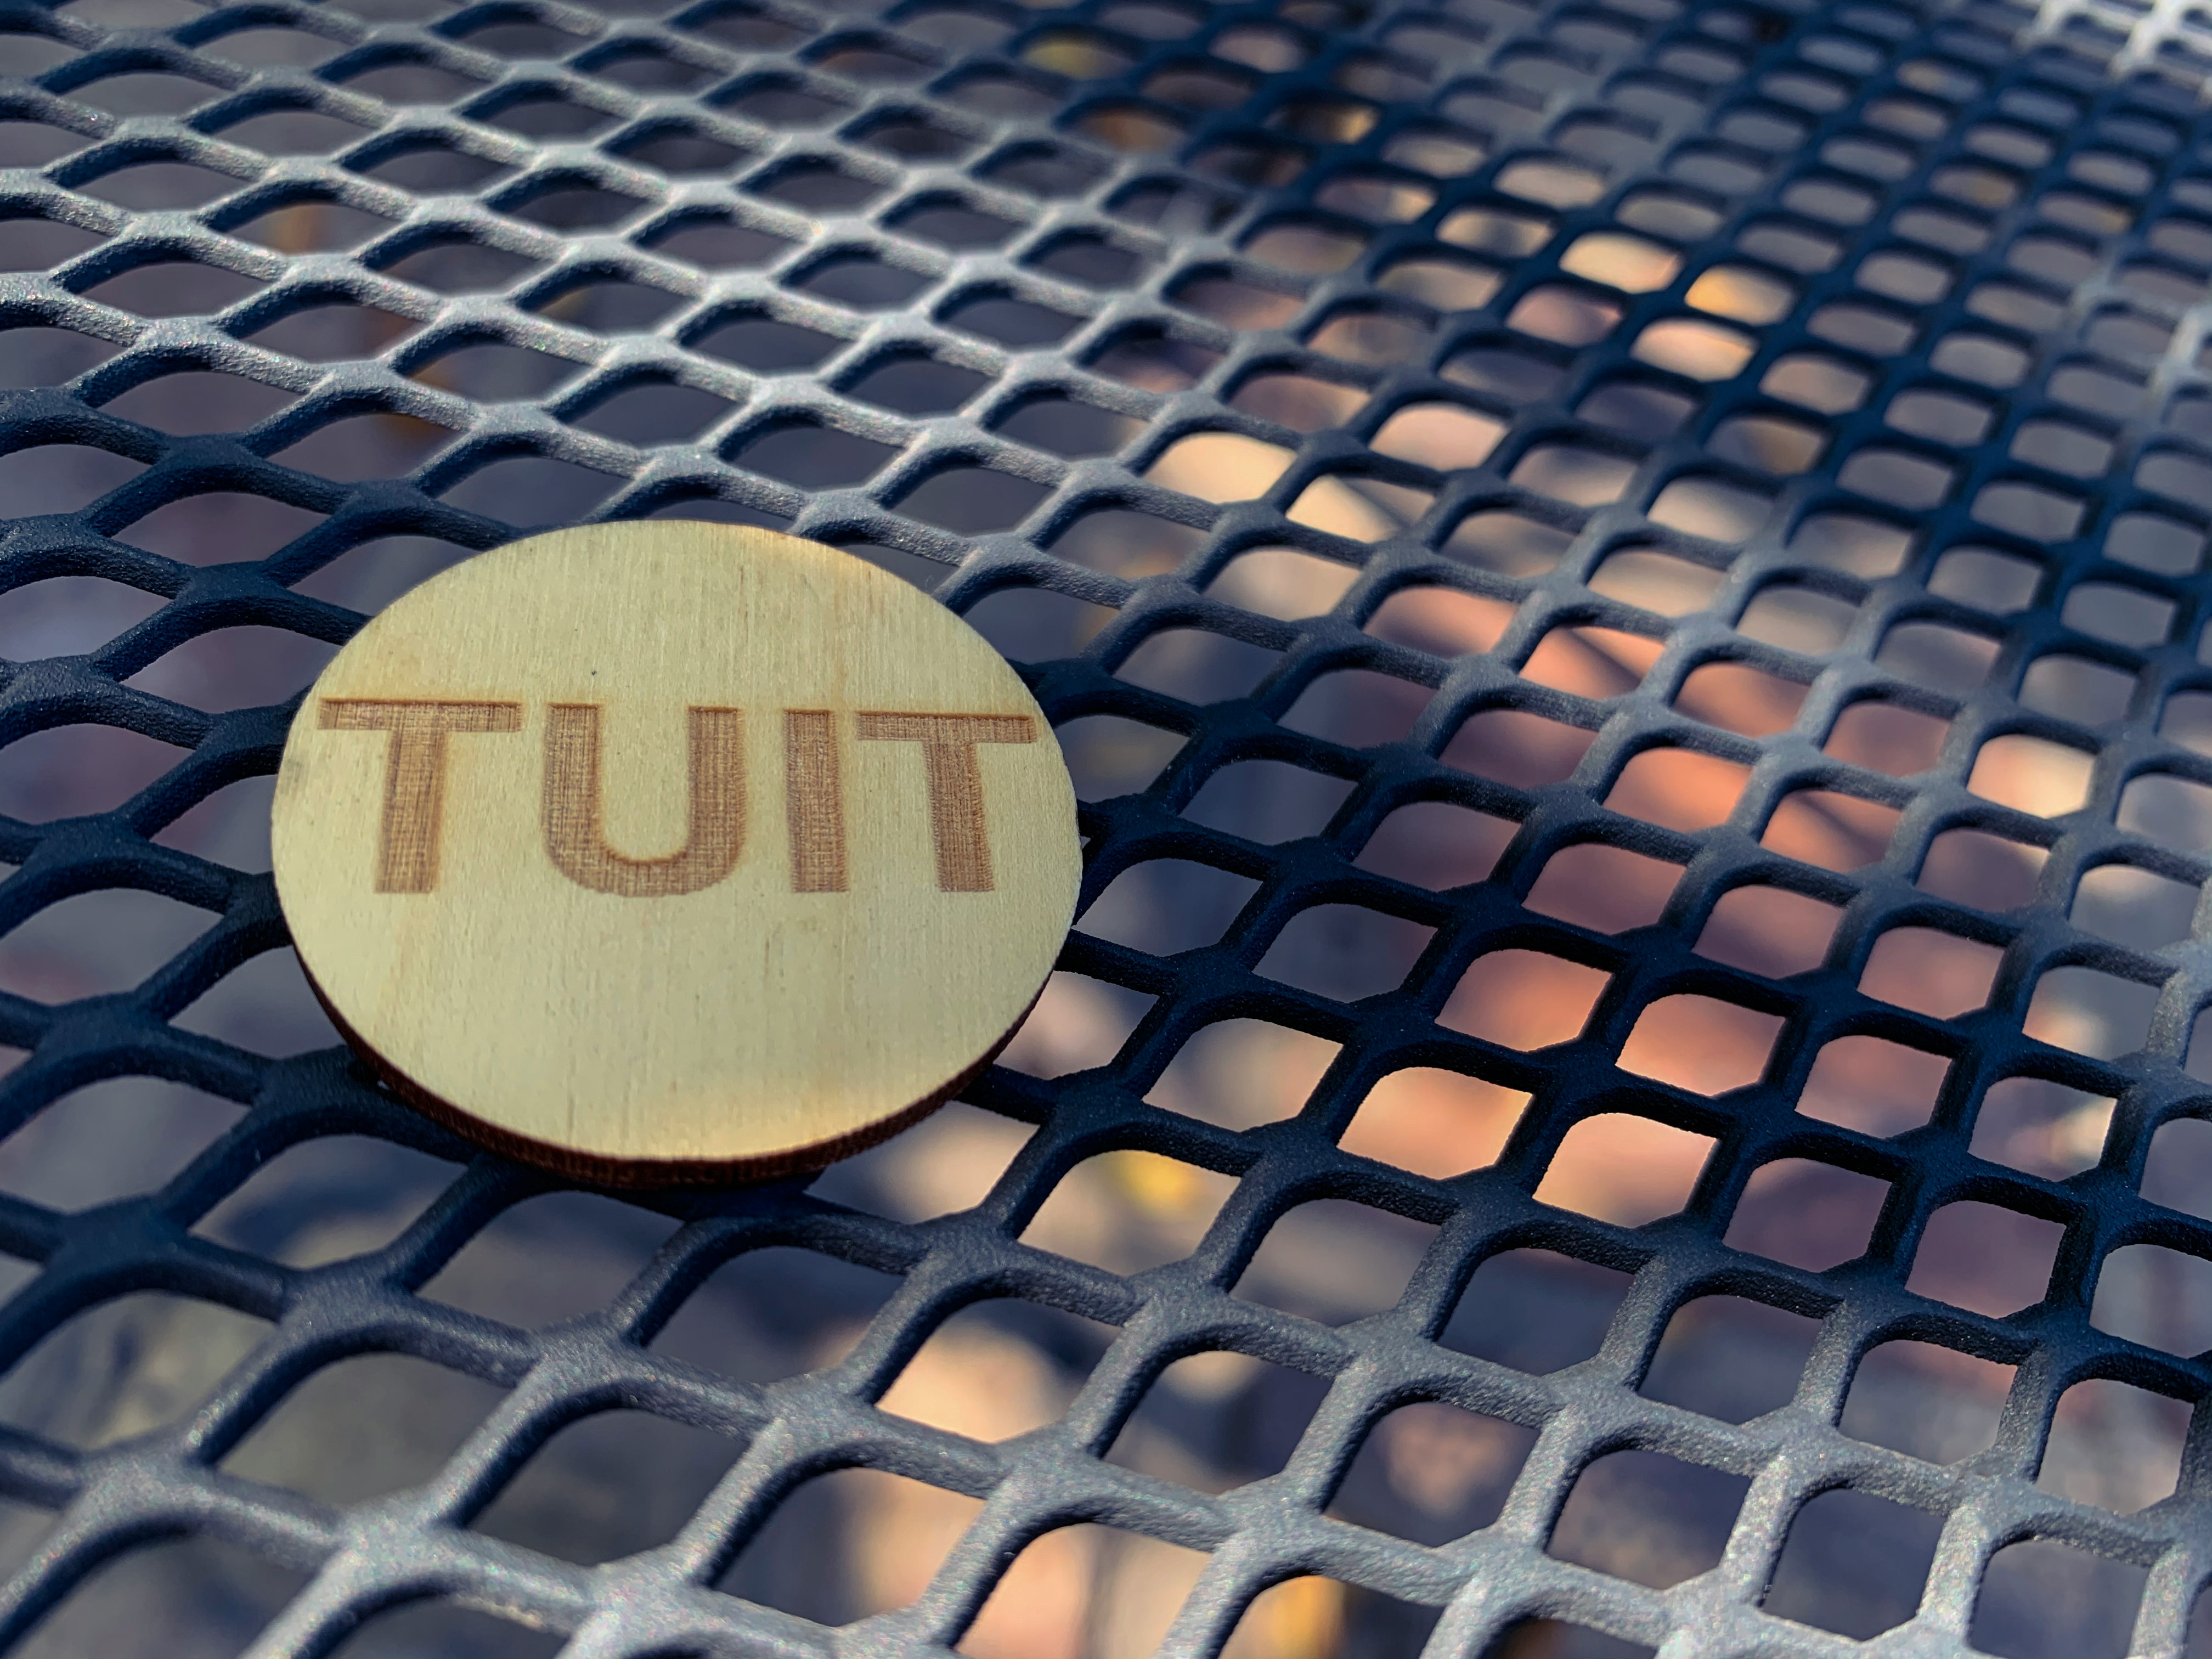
[4, 0, 2212, 1650]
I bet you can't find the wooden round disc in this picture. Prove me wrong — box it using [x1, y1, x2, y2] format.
[271, 522, 1079, 1185]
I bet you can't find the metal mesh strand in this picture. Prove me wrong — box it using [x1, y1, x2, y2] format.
[1, 0, 2211, 1650]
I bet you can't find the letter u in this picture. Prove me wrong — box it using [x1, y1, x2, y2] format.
[542, 704, 746, 896]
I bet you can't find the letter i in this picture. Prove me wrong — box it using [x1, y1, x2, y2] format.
[784, 709, 848, 893]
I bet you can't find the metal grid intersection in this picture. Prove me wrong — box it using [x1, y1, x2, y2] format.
[2, 0, 2212, 1651]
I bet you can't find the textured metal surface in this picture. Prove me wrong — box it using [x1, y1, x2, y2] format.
[2, 0, 2212, 1652]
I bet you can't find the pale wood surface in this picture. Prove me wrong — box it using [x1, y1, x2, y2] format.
[272, 522, 1080, 1183]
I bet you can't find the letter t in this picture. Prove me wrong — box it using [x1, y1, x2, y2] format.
[319, 699, 523, 892]
[855, 712, 1035, 892]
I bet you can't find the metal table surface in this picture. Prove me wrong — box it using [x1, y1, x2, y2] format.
[0, 0, 2208, 1652]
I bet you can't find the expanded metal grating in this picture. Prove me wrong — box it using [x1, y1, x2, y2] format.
[7, 0, 2212, 1651]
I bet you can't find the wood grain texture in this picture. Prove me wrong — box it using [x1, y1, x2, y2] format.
[782, 709, 848, 894]
[271, 522, 1080, 1184]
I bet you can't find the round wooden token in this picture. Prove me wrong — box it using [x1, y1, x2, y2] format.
[271, 522, 1080, 1186]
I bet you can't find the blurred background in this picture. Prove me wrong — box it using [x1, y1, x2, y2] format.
[3, 0, 2212, 1653]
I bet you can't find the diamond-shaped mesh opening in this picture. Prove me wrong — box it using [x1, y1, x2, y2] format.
[3, 0, 2212, 1651]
